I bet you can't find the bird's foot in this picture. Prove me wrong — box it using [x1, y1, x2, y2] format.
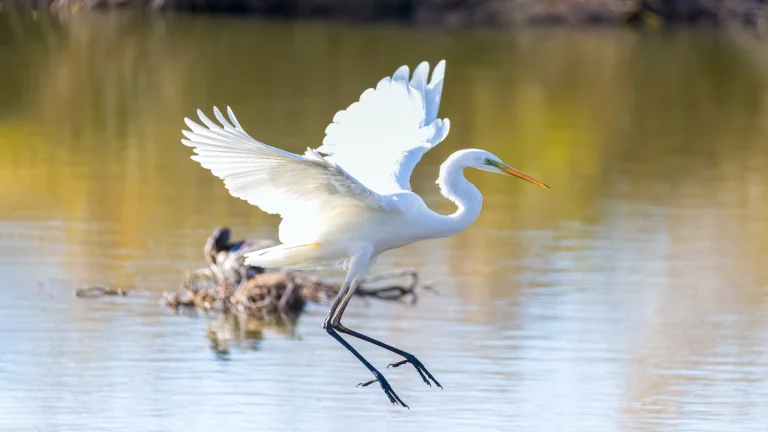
[356, 371, 409, 409]
[388, 354, 442, 389]
[356, 378, 377, 387]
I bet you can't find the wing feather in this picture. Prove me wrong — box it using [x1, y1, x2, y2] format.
[316, 60, 451, 195]
[181, 107, 391, 244]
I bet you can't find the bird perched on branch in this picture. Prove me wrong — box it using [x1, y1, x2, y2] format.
[181, 60, 548, 408]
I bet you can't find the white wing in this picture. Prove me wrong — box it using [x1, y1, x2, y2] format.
[181, 107, 391, 245]
[316, 60, 451, 195]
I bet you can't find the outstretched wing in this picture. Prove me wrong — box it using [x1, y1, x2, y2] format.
[316, 60, 451, 195]
[181, 107, 391, 244]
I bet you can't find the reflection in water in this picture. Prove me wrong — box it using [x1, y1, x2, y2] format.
[0, 9, 767, 431]
[206, 313, 300, 358]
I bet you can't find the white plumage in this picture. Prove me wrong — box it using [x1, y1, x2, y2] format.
[182, 106, 389, 255]
[181, 60, 548, 408]
[318, 60, 450, 195]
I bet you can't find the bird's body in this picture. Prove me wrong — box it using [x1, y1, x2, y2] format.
[181, 60, 548, 408]
[246, 152, 482, 271]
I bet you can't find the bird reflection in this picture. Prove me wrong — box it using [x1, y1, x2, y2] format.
[205, 311, 301, 358]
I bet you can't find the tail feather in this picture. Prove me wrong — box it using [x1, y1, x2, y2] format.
[245, 242, 345, 270]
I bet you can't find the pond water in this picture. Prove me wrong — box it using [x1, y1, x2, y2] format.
[1, 8, 767, 431]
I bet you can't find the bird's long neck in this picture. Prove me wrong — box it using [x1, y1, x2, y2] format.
[431, 153, 483, 238]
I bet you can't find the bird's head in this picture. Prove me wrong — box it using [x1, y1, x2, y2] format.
[464, 149, 549, 189]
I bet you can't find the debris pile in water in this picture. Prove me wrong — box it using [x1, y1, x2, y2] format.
[160, 227, 426, 318]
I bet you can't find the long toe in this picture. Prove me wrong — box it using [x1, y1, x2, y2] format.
[361, 371, 409, 409]
[388, 354, 442, 389]
[357, 378, 378, 388]
[380, 378, 409, 410]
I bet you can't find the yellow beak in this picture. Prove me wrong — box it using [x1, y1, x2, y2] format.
[500, 164, 550, 189]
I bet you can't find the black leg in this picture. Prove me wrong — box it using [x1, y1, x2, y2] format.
[323, 280, 409, 409]
[324, 325, 408, 408]
[321, 280, 346, 329]
[333, 324, 441, 389]
[331, 280, 442, 389]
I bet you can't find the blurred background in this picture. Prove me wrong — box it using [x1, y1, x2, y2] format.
[0, 1, 767, 431]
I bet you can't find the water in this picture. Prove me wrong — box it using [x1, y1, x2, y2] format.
[1, 8, 768, 431]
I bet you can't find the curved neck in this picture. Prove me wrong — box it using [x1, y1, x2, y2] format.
[431, 152, 483, 238]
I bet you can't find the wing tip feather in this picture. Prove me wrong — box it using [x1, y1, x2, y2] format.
[430, 60, 446, 88]
[393, 65, 410, 82]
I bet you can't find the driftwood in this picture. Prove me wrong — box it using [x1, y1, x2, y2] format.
[161, 227, 428, 318]
[74, 285, 128, 297]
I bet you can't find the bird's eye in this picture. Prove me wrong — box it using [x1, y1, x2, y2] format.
[483, 158, 491, 164]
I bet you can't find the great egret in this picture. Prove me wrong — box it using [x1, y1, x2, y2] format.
[181, 60, 549, 408]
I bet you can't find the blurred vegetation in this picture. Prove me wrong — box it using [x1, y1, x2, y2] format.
[0, 13, 766, 421]
[0, 11, 766, 295]
[2, 0, 766, 27]
[0, 12, 766, 411]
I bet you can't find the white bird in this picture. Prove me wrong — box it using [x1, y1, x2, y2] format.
[181, 60, 548, 408]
